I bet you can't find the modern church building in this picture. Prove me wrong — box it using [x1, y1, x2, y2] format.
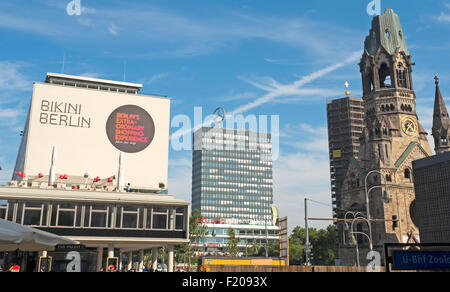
[0, 73, 189, 272]
[192, 127, 279, 256]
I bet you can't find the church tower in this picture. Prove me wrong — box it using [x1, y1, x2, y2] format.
[337, 9, 432, 266]
[432, 76, 450, 154]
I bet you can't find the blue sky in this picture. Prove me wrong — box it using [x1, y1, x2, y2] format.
[1, 0, 450, 229]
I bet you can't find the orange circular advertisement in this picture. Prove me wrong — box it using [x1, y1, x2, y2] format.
[106, 105, 155, 153]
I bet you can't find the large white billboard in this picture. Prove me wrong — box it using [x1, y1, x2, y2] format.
[20, 82, 170, 190]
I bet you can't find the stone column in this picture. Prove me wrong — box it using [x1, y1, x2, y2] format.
[96, 247, 103, 272]
[119, 250, 123, 271]
[138, 250, 144, 271]
[127, 251, 133, 271]
[151, 247, 158, 271]
[107, 246, 114, 259]
[168, 245, 174, 273]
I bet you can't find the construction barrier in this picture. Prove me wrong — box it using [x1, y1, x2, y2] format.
[204, 265, 386, 272]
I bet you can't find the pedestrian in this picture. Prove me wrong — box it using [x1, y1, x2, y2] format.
[126, 183, 131, 193]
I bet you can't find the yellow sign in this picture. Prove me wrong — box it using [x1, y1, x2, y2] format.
[332, 150, 342, 159]
[271, 205, 278, 226]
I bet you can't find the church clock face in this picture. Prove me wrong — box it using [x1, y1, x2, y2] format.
[402, 118, 418, 136]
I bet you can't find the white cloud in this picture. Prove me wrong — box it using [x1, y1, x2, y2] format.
[143, 73, 170, 84]
[108, 24, 119, 35]
[437, 13, 450, 23]
[273, 152, 332, 230]
[436, 3, 450, 23]
[230, 50, 361, 115]
[170, 52, 361, 141]
[0, 109, 23, 118]
[1, 2, 363, 61]
[0, 62, 31, 91]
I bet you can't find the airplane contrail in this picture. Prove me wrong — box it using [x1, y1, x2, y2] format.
[171, 50, 362, 140]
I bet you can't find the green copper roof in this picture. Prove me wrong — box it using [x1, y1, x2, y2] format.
[394, 142, 430, 168]
[364, 8, 410, 56]
[350, 157, 367, 179]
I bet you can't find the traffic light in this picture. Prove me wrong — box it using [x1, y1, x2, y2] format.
[392, 215, 398, 230]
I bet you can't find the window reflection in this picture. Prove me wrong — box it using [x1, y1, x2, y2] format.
[153, 214, 167, 229]
[23, 209, 41, 226]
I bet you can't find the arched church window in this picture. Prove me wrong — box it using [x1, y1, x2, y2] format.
[441, 136, 448, 144]
[379, 63, 392, 88]
[397, 69, 407, 88]
[390, 104, 395, 111]
[404, 168, 412, 181]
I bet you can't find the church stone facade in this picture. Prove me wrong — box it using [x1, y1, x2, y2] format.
[336, 9, 433, 266]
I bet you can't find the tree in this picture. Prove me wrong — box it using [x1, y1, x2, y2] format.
[186, 209, 208, 271]
[289, 225, 336, 266]
[226, 228, 239, 257]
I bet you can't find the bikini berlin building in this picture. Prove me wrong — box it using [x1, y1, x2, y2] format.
[0, 73, 189, 272]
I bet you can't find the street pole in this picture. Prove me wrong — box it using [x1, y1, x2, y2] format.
[364, 170, 389, 253]
[265, 222, 268, 258]
[304, 198, 311, 266]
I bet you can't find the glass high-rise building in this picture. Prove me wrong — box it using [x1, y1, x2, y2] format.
[192, 127, 274, 226]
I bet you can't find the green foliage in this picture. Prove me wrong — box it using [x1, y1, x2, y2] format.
[226, 228, 239, 257]
[171, 209, 209, 270]
[190, 209, 209, 243]
[289, 225, 336, 266]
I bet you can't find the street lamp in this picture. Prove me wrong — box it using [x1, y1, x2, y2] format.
[342, 211, 364, 245]
[347, 216, 373, 267]
[364, 170, 390, 252]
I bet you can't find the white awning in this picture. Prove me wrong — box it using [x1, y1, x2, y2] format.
[0, 219, 77, 251]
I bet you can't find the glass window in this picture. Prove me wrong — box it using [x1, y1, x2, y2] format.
[174, 207, 185, 230]
[175, 215, 184, 230]
[89, 205, 108, 228]
[51, 205, 57, 226]
[49, 203, 79, 228]
[0, 200, 7, 220]
[153, 214, 168, 229]
[153, 207, 168, 213]
[58, 210, 75, 227]
[91, 212, 107, 228]
[139, 208, 144, 229]
[123, 213, 138, 229]
[23, 209, 42, 226]
[119, 206, 140, 229]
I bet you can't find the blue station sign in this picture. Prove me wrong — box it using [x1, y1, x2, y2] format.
[393, 250, 450, 270]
